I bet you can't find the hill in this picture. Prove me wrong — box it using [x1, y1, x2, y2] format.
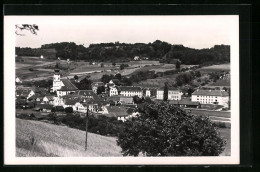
[16, 40, 230, 65]
[16, 118, 122, 157]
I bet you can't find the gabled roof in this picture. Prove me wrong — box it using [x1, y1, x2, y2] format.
[73, 90, 99, 100]
[107, 95, 121, 102]
[64, 99, 79, 105]
[157, 87, 180, 91]
[192, 90, 229, 96]
[105, 106, 128, 117]
[117, 86, 142, 92]
[58, 79, 78, 91]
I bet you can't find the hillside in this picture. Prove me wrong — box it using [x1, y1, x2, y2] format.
[16, 41, 230, 65]
[16, 118, 122, 157]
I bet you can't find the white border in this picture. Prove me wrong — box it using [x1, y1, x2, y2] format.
[4, 16, 239, 165]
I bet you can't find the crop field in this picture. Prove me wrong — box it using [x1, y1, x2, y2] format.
[207, 79, 230, 87]
[198, 63, 230, 74]
[16, 118, 122, 157]
[187, 109, 231, 118]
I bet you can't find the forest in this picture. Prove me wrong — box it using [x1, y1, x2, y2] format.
[16, 40, 230, 65]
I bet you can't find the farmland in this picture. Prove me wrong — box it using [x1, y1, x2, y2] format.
[16, 118, 122, 157]
[197, 63, 230, 74]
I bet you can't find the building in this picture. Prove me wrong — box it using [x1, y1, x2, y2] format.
[73, 90, 99, 100]
[102, 106, 129, 122]
[134, 56, 140, 61]
[51, 69, 78, 97]
[156, 87, 182, 100]
[16, 89, 35, 100]
[191, 89, 229, 107]
[15, 77, 22, 83]
[109, 86, 118, 96]
[91, 82, 105, 94]
[117, 86, 143, 98]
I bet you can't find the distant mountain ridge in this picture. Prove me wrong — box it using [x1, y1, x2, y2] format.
[16, 40, 230, 65]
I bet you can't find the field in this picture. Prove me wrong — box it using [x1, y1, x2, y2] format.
[197, 63, 230, 74]
[16, 118, 122, 157]
[218, 128, 231, 156]
[187, 109, 231, 118]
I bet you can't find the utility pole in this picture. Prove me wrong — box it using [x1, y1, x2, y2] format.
[85, 108, 89, 151]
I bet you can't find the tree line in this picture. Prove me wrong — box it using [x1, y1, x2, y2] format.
[15, 40, 230, 65]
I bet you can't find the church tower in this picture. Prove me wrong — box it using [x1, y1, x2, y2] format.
[53, 69, 62, 92]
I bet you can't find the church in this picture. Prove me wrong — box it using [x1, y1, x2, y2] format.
[51, 69, 78, 97]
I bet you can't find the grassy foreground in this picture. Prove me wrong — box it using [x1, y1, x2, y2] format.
[16, 118, 122, 157]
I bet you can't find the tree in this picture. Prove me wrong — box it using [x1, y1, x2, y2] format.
[15, 24, 39, 36]
[115, 73, 122, 81]
[97, 86, 105, 94]
[75, 78, 92, 90]
[163, 82, 168, 101]
[133, 95, 143, 104]
[101, 63, 104, 67]
[176, 60, 181, 70]
[65, 107, 73, 113]
[120, 64, 125, 70]
[74, 75, 79, 80]
[117, 102, 226, 156]
[112, 62, 116, 66]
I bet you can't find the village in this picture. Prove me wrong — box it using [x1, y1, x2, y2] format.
[15, 55, 231, 125]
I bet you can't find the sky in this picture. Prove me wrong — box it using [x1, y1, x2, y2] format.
[15, 16, 238, 49]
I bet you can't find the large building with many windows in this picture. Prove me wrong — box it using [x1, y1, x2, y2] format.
[117, 86, 143, 98]
[191, 89, 229, 107]
[156, 87, 182, 100]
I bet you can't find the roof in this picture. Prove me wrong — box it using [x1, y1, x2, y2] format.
[16, 89, 32, 97]
[117, 86, 142, 92]
[44, 95, 54, 100]
[157, 87, 180, 91]
[73, 90, 99, 100]
[107, 95, 121, 102]
[58, 79, 78, 91]
[192, 90, 229, 96]
[64, 99, 80, 105]
[105, 106, 129, 117]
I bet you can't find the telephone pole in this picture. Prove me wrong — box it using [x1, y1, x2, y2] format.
[85, 108, 89, 151]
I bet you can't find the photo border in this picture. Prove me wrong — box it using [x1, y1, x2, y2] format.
[2, 4, 252, 167]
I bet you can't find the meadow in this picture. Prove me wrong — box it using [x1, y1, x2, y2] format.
[197, 63, 230, 74]
[16, 118, 122, 157]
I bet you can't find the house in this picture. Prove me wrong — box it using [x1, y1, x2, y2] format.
[191, 89, 229, 107]
[105, 80, 116, 88]
[35, 104, 53, 112]
[134, 56, 140, 61]
[51, 69, 78, 97]
[117, 86, 143, 98]
[73, 90, 99, 100]
[15, 77, 22, 83]
[91, 82, 105, 94]
[156, 87, 182, 100]
[109, 86, 118, 96]
[102, 106, 129, 122]
[16, 89, 35, 100]
[143, 88, 151, 97]
[42, 95, 55, 104]
[119, 96, 134, 104]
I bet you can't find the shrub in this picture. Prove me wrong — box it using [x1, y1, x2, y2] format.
[117, 102, 226, 156]
[65, 107, 73, 113]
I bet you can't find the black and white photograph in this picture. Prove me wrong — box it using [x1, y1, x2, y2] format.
[4, 15, 239, 165]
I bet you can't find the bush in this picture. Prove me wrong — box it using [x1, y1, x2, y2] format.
[29, 68, 34, 71]
[117, 102, 226, 156]
[65, 107, 73, 113]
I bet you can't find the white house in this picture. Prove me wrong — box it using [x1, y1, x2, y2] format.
[109, 86, 118, 96]
[134, 56, 140, 61]
[156, 87, 182, 100]
[145, 89, 151, 97]
[191, 89, 229, 107]
[117, 86, 143, 98]
[15, 77, 22, 83]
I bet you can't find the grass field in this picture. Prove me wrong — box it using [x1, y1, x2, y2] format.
[187, 109, 231, 118]
[16, 118, 122, 157]
[198, 64, 230, 74]
[218, 128, 231, 156]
